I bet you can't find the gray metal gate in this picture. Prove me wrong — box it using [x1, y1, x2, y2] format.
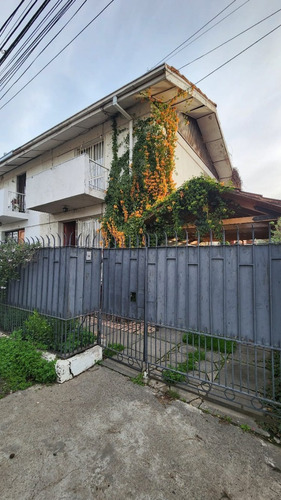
[101, 242, 281, 415]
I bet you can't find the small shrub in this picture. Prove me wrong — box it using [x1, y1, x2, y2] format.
[0, 336, 56, 398]
[182, 332, 235, 354]
[22, 310, 53, 348]
[162, 350, 205, 384]
[103, 343, 124, 358]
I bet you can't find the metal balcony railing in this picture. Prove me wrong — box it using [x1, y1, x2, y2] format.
[88, 160, 108, 192]
[8, 191, 26, 213]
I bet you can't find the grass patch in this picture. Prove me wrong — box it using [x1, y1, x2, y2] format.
[162, 349, 205, 384]
[166, 389, 180, 400]
[103, 343, 125, 358]
[182, 332, 235, 354]
[262, 351, 281, 438]
[0, 336, 56, 398]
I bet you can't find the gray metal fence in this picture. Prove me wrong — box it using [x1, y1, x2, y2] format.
[1, 233, 280, 416]
[102, 244, 281, 347]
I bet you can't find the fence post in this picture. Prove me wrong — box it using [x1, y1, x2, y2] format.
[143, 245, 148, 371]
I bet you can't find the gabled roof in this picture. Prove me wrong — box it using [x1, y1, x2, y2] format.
[0, 64, 232, 181]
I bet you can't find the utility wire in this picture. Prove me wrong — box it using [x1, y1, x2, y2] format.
[178, 7, 281, 70]
[0, 0, 52, 65]
[164, 0, 250, 64]
[0, 0, 39, 52]
[152, 0, 237, 68]
[0, 0, 87, 97]
[0, 0, 77, 88]
[0, 0, 116, 111]
[0, 0, 36, 48]
[195, 22, 281, 85]
[0, 0, 26, 38]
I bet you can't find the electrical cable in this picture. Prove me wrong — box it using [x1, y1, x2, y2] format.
[163, 0, 250, 64]
[0, 0, 87, 97]
[0, 0, 77, 88]
[0, 0, 36, 48]
[0, 0, 116, 110]
[0, 0, 26, 38]
[178, 7, 281, 70]
[195, 22, 281, 85]
[0, 0, 53, 65]
[0, 0, 39, 52]
[151, 0, 238, 68]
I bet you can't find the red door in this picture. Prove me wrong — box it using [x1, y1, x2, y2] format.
[63, 221, 76, 246]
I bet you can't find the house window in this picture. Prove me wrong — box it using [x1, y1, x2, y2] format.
[5, 229, 25, 242]
[79, 141, 104, 166]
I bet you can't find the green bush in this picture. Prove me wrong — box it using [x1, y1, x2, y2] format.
[162, 350, 205, 384]
[0, 336, 56, 398]
[103, 343, 124, 358]
[182, 332, 235, 354]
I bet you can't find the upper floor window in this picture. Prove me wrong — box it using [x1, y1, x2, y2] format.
[78, 141, 104, 166]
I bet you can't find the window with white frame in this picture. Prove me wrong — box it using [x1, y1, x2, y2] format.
[77, 141, 106, 191]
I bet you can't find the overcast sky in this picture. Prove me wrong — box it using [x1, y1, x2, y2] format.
[0, 0, 280, 199]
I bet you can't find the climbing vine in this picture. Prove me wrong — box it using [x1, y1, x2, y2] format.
[101, 92, 181, 245]
[101, 93, 233, 245]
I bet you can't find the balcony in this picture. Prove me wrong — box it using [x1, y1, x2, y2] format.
[26, 154, 108, 214]
[0, 190, 28, 224]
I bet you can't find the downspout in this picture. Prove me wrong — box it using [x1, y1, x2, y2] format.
[112, 96, 133, 166]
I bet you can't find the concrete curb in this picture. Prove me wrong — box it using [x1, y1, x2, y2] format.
[55, 345, 102, 383]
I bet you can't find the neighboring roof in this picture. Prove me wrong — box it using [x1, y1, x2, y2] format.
[0, 64, 232, 181]
[145, 187, 281, 241]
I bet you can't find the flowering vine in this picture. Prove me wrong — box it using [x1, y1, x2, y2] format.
[101, 92, 181, 245]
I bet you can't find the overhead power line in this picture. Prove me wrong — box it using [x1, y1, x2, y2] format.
[0, 0, 116, 111]
[0, 0, 87, 97]
[0, 0, 26, 38]
[195, 22, 281, 85]
[163, 0, 250, 64]
[0, 0, 79, 91]
[0, 0, 52, 65]
[178, 7, 281, 70]
[152, 0, 238, 68]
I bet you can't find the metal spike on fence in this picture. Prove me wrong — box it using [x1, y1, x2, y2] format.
[251, 225, 255, 244]
[236, 226, 240, 244]
[40, 236, 45, 247]
[197, 230, 200, 246]
[30, 236, 35, 245]
[25, 237, 30, 245]
[164, 232, 168, 247]
[222, 228, 225, 245]
[175, 232, 178, 246]
[210, 230, 213, 246]
[85, 234, 90, 248]
[76, 233, 82, 247]
[113, 237, 116, 249]
[268, 222, 271, 243]
[185, 230, 189, 246]
[57, 233, 61, 246]
[50, 234, 56, 247]
[146, 233, 150, 247]
[46, 235, 51, 247]
[154, 233, 158, 248]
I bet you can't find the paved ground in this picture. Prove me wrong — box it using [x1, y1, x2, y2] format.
[0, 365, 280, 500]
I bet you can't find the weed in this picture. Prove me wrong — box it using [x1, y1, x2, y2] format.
[130, 373, 145, 386]
[240, 424, 251, 433]
[103, 343, 124, 358]
[166, 389, 180, 400]
[0, 336, 56, 398]
[182, 332, 235, 354]
[162, 350, 205, 384]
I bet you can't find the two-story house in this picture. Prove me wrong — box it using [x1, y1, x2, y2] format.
[0, 64, 233, 244]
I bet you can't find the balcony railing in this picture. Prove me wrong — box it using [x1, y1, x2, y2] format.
[88, 159, 108, 192]
[8, 191, 26, 213]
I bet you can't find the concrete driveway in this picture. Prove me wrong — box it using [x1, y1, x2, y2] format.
[0, 365, 280, 500]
